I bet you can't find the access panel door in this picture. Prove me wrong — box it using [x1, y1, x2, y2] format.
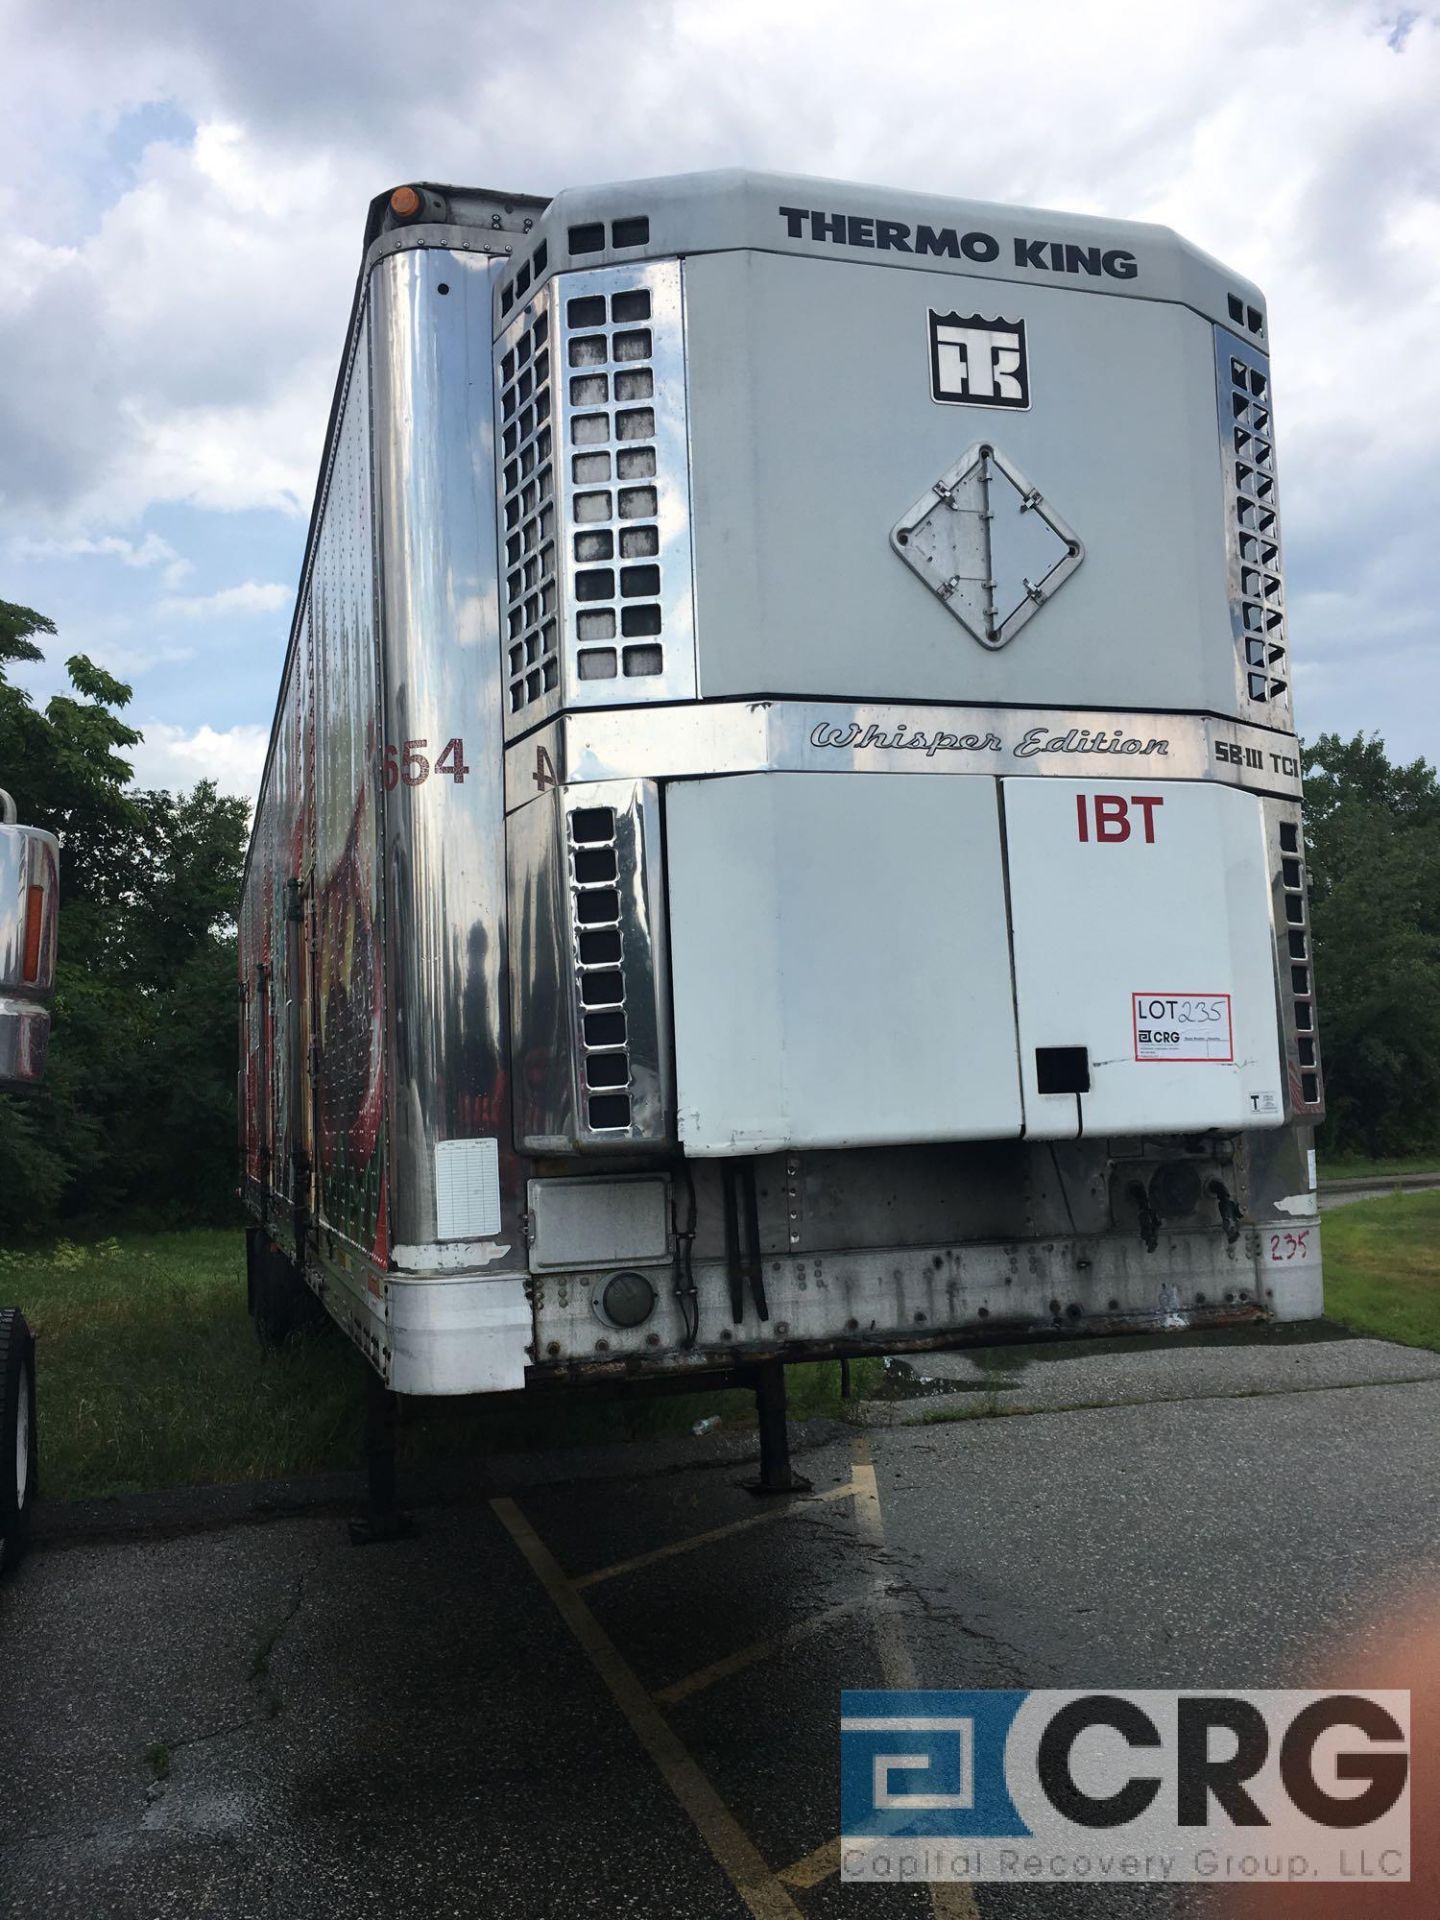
[1002, 778, 1284, 1140]
[665, 772, 1023, 1155]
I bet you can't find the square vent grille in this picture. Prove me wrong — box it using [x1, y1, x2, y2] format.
[566, 803, 634, 1134]
[1274, 814, 1323, 1115]
[499, 309, 557, 714]
[496, 261, 695, 737]
[1217, 331, 1289, 718]
[567, 285, 666, 686]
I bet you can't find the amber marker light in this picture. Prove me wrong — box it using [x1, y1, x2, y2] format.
[22, 885, 44, 983]
[389, 185, 422, 219]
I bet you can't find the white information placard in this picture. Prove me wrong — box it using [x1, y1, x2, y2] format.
[434, 1137, 501, 1241]
[1132, 993, 1233, 1062]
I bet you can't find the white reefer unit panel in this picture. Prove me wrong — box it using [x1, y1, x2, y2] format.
[1003, 779, 1284, 1139]
[683, 250, 1231, 715]
[666, 772, 1022, 1154]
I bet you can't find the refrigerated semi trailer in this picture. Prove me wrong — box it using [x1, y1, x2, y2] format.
[237, 169, 1323, 1420]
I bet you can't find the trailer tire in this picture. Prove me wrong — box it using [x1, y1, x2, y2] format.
[249, 1236, 326, 1349]
[0, 1308, 37, 1576]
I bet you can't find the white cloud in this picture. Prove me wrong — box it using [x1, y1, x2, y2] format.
[12, 528, 191, 586]
[160, 580, 292, 618]
[0, 0, 1435, 758]
[1, 0, 1431, 540]
[93, 642, 197, 676]
[2, 5, 1436, 533]
[0, 116, 346, 522]
[129, 720, 267, 800]
[0, 3, 1428, 529]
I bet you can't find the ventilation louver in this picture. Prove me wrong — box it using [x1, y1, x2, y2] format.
[495, 261, 694, 736]
[1217, 332, 1289, 715]
[567, 805, 633, 1133]
[499, 311, 557, 715]
[565, 285, 667, 687]
[1276, 817, 1322, 1113]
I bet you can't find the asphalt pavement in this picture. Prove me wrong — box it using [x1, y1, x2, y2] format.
[3, 1325, 1439, 1919]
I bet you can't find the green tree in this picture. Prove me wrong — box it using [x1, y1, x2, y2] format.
[0, 599, 249, 1235]
[1303, 731, 1440, 1158]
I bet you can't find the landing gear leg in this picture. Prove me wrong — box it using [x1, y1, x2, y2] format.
[349, 1367, 416, 1545]
[743, 1359, 812, 1497]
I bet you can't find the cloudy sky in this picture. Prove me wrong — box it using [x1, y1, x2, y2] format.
[1, 0, 1435, 800]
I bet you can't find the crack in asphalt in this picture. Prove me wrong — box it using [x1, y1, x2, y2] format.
[249, 1573, 306, 1691]
[785, 1479, 1040, 1688]
[166, 1711, 269, 1756]
[134, 1573, 307, 1828]
[3, 1816, 150, 1850]
[897, 1581, 1041, 1685]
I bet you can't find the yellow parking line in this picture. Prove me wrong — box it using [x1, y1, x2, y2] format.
[851, 1438, 920, 1693]
[776, 1836, 840, 1888]
[493, 1495, 804, 1920]
[850, 1435, 981, 1920]
[572, 1476, 862, 1590]
[930, 1877, 984, 1916]
[656, 1592, 876, 1706]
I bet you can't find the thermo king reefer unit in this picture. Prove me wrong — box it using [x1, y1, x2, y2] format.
[239, 170, 1323, 1403]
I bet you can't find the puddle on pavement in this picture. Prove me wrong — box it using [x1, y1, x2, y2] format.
[865, 1355, 1023, 1402]
[869, 1318, 1357, 1402]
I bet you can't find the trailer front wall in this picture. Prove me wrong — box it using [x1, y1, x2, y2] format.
[369, 244, 529, 1293]
[241, 235, 534, 1383]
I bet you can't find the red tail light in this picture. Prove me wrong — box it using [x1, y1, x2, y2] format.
[22, 884, 44, 983]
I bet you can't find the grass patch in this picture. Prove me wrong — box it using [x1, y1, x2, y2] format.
[1318, 1153, 1440, 1181]
[1321, 1191, 1440, 1353]
[3, 1233, 359, 1499]
[0, 1230, 876, 1501]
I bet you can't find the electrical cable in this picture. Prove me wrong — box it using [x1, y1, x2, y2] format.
[673, 1157, 699, 1349]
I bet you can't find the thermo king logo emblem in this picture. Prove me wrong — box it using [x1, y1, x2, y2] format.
[928, 311, 1029, 410]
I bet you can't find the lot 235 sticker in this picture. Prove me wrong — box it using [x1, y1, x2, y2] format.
[1133, 993, 1232, 1063]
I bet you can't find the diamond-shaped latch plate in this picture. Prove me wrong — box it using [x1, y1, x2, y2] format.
[891, 443, 1084, 649]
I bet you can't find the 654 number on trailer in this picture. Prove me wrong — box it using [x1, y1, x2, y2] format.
[379, 738, 470, 790]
